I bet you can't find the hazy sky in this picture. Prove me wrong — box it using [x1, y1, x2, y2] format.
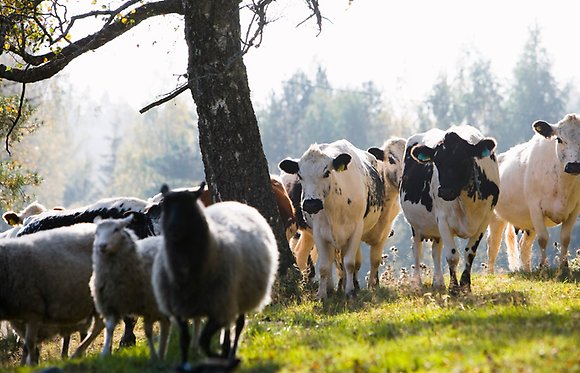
[63, 0, 579, 112]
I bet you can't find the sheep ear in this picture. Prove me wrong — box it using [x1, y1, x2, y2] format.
[121, 213, 134, 227]
[192, 181, 207, 200]
[93, 216, 102, 224]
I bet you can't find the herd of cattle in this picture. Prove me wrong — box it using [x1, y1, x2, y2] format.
[0, 113, 577, 367]
[279, 113, 579, 298]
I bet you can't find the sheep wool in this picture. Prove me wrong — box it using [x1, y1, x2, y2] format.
[0, 223, 103, 365]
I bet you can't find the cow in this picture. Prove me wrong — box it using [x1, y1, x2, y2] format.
[400, 125, 499, 293]
[278, 138, 403, 299]
[487, 114, 580, 272]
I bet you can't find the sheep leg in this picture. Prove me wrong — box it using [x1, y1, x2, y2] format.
[199, 318, 222, 358]
[176, 317, 192, 370]
[72, 316, 105, 359]
[190, 317, 201, 354]
[228, 314, 245, 363]
[61, 336, 70, 359]
[143, 319, 158, 360]
[158, 318, 171, 360]
[119, 316, 137, 348]
[23, 321, 39, 365]
[101, 316, 118, 357]
[221, 327, 231, 358]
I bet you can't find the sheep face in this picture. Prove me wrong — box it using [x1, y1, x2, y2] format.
[160, 183, 207, 243]
[93, 215, 133, 255]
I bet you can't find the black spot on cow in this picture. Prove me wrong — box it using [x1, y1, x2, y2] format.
[18, 207, 155, 239]
[467, 163, 500, 206]
[401, 144, 434, 211]
[363, 162, 385, 218]
[347, 198, 352, 205]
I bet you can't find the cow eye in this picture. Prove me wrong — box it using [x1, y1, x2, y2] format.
[388, 155, 396, 165]
[323, 170, 331, 178]
[556, 137, 563, 144]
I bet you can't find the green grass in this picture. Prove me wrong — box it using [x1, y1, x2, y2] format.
[2, 270, 579, 372]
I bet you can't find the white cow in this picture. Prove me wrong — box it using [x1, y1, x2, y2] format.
[487, 114, 580, 272]
[400, 125, 499, 293]
[279, 139, 402, 299]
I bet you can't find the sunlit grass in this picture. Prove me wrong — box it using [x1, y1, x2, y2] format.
[2, 270, 578, 372]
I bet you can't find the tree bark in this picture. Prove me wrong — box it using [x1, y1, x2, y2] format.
[181, 0, 296, 283]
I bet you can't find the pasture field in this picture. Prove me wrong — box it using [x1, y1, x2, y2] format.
[2, 268, 579, 372]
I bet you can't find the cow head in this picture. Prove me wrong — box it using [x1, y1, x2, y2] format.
[533, 114, 580, 175]
[279, 145, 351, 215]
[368, 137, 406, 188]
[411, 131, 496, 201]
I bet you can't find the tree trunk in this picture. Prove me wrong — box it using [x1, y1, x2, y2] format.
[181, 0, 297, 286]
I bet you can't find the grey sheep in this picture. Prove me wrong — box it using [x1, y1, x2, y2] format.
[90, 214, 170, 360]
[0, 223, 104, 365]
[152, 184, 279, 371]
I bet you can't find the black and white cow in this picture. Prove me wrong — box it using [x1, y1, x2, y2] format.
[279, 139, 401, 299]
[487, 114, 580, 272]
[400, 125, 499, 293]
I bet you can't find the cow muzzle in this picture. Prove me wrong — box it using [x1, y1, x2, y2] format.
[302, 199, 323, 214]
[438, 187, 459, 201]
[564, 162, 580, 175]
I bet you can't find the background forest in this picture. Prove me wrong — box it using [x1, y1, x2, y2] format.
[0, 26, 578, 275]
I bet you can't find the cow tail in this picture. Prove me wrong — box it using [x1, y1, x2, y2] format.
[504, 223, 521, 271]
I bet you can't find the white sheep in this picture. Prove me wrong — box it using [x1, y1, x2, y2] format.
[90, 214, 170, 360]
[152, 184, 279, 371]
[0, 223, 104, 365]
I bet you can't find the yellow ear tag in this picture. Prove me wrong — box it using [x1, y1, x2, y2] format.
[336, 164, 346, 172]
[6, 215, 19, 226]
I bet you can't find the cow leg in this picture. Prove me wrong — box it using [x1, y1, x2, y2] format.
[519, 230, 536, 271]
[440, 225, 459, 294]
[460, 233, 484, 293]
[411, 233, 424, 287]
[176, 317, 192, 371]
[558, 211, 578, 269]
[158, 318, 171, 360]
[530, 207, 551, 268]
[354, 245, 362, 290]
[505, 223, 521, 271]
[61, 335, 70, 359]
[369, 242, 384, 289]
[486, 214, 506, 274]
[343, 225, 363, 297]
[431, 239, 445, 291]
[315, 239, 333, 300]
[294, 230, 314, 279]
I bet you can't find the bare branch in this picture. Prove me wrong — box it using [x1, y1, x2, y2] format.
[5, 76, 28, 156]
[0, 0, 184, 83]
[297, 0, 327, 35]
[139, 83, 189, 114]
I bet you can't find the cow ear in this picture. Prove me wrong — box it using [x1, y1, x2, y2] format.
[333, 153, 351, 172]
[93, 216, 103, 224]
[411, 145, 435, 163]
[160, 184, 170, 195]
[474, 138, 496, 158]
[279, 159, 300, 174]
[2, 212, 19, 226]
[533, 120, 555, 138]
[367, 147, 384, 161]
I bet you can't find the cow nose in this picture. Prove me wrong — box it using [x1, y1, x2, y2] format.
[564, 162, 580, 175]
[302, 199, 323, 214]
[438, 187, 459, 201]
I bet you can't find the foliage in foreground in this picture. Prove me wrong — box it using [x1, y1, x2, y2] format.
[2, 270, 579, 372]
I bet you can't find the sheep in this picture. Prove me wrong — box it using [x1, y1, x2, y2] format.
[0, 223, 104, 365]
[90, 214, 170, 360]
[152, 183, 279, 371]
[15, 197, 157, 349]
